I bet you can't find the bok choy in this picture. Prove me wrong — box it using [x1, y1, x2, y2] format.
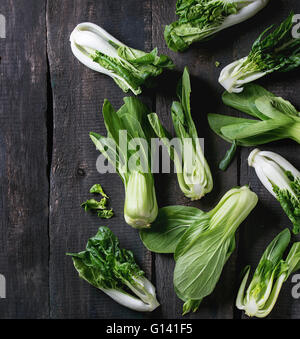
[148, 67, 213, 200]
[164, 0, 269, 52]
[90, 97, 158, 229]
[208, 84, 300, 169]
[248, 149, 300, 234]
[140, 186, 258, 314]
[67, 227, 159, 312]
[70, 23, 174, 95]
[219, 13, 300, 93]
[236, 229, 300, 318]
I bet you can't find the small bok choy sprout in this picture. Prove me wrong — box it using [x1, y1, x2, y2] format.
[165, 0, 269, 52]
[70, 23, 174, 95]
[248, 149, 300, 234]
[219, 13, 300, 93]
[90, 97, 158, 229]
[67, 227, 159, 312]
[236, 229, 300, 318]
[141, 186, 258, 314]
[148, 67, 213, 200]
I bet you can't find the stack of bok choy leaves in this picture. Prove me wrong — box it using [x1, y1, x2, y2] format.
[165, 0, 269, 52]
[70, 23, 174, 95]
[208, 84, 300, 170]
[141, 186, 258, 314]
[148, 67, 213, 201]
[67, 227, 159, 312]
[90, 97, 158, 229]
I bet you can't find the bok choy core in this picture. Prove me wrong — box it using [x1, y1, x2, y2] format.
[140, 186, 258, 314]
[148, 67, 213, 200]
[219, 13, 300, 93]
[70, 23, 174, 95]
[208, 84, 300, 169]
[248, 149, 300, 234]
[67, 227, 159, 312]
[90, 97, 158, 229]
[164, 0, 269, 52]
[236, 229, 300, 318]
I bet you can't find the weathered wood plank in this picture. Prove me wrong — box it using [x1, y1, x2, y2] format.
[151, 0, 240, 319]
[236, 0, 300, 319]
[0, 0, 49, 319]
[46, 0, 154, 319]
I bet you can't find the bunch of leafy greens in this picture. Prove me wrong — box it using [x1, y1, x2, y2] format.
[164, 0, 269, 52]
[219, 13, 300, 93]
[148, 67, 213, 201]
[236, 229, 300, 318]
[248, 149, 300, 234]
[90, 97, 158, 229]
[81, 184, 114, 219]
[208, 84, 300, 169]
[67, 227, 159, 312]
[140, 186, 258, 314]
[70, 23, 174, 95]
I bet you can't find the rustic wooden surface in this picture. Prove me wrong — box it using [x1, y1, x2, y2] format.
[0, 0, 299, 319]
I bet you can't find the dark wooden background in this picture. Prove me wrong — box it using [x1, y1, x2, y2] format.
[0, 0, 299, 319]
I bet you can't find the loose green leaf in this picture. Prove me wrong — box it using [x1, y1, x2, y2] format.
[90, 184, 109, 198]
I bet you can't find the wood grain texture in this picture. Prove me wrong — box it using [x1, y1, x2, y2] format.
[46, 0, 154, 319]
[0, 0, 49, 318]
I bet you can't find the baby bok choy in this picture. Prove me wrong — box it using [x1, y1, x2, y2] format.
[90, 97, 158, 229]
[236, 229, 300, 318]
[70, 23, 174, 95]
[140, 186, 258, 314]
[148, 67, 213, 201]
[219, 13, 300, 93]
[208, 84, 300, 169]
[248, 149, 300, 234]
[67, 227, 159, 312]
[165, 0, 269, 52]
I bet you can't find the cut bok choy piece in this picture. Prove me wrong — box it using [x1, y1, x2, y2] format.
[219, 13, 300, 93]
[67, 227, 159, 312]
[165, 0, 269, 52]
[248, 149, 300, 234]
[236, 229, 300, 318]
[90, 97, 158, 229]
[148, 67, 213, 201]
[70, 23, 174, 95]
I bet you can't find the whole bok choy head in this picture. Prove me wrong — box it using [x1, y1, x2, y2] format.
[236, 229, 300, 318]
[148, 67, 213, 201]
[90, 97, 158, 229]
[208, 84, 300, 169]
[249, 149, 300, 234]
[164, 0, 269, 52]
[70, 23, 174, 95]
[219, 13, 300, 93]
[67, 227, 159, 312]
[140, 186, 258, 315]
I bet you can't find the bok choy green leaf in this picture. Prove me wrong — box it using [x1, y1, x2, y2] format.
[165, 0, 269, 52]
[248, 149, 300, 234]
[148, 67, 213, 201]
[70, 23, 174, 95]
[90, 97, 158, 229]
[208, 84, 300, 168]
[236, 229, 300, 318]
[219, 13, 300, 93]
[67, 227, 159, 312]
